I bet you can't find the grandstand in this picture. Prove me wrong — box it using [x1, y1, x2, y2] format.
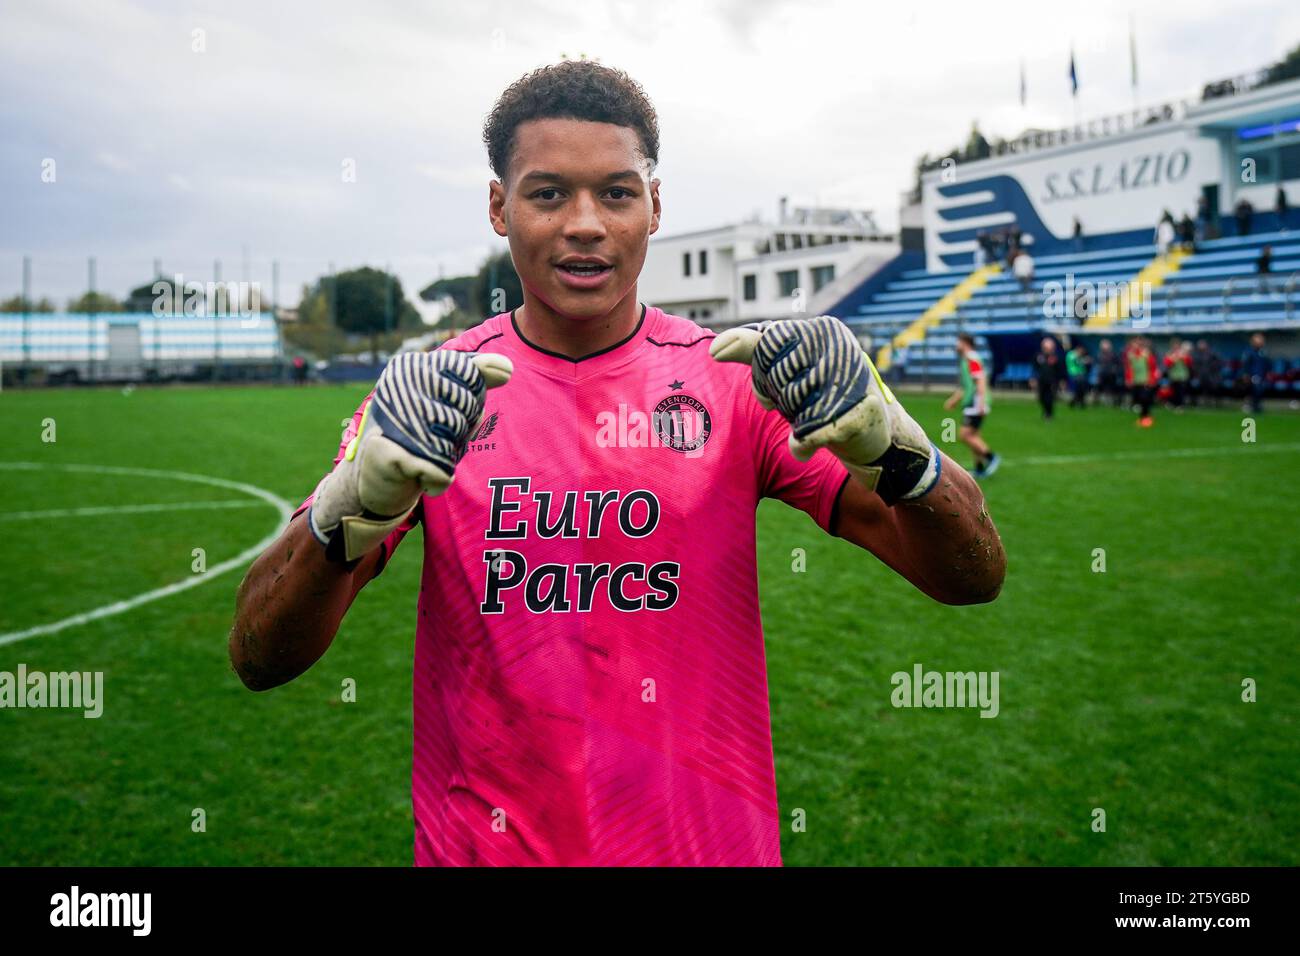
[0, 312, 283, 384]
[825, 69, 1300, 399]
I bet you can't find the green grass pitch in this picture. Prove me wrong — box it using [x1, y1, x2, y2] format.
[0, 384, 1296, 865]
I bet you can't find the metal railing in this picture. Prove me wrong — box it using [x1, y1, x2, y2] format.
[1164, 280, 1180, 323]
[1200, 66, 1279, 103]
[1217, 272, 1300, 322]
[1222, 276, 1240, 320]
[965, 273, 1300, 331]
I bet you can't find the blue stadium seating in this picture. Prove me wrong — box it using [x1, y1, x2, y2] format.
[834, 227, 1300, 384]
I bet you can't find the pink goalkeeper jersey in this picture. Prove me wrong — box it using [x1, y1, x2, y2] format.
[299, 305, 849, 866]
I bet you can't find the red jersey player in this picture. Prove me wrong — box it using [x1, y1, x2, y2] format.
[230, 61, 1005, 866]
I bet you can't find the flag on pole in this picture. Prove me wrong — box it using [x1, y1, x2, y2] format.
[1129, 17, 1138, 89]
[1069, 46, 1079, 97]
[1020, 59, 1027, 106]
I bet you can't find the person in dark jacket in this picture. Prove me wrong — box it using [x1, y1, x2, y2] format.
[1095, 338, 1123, 406]
[1235, 197, 1254, 237]
[1242, 332, 1269, 414]
[1195, 194, 1212, 243]
[1031, 336, 1065, 420]
[1189, 339, 1223, 407]
[1257, 245, 1273, 294]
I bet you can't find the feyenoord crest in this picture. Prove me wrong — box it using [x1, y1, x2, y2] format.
[653, 393, 712, 454]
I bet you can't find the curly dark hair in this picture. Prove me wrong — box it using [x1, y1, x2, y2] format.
[483, 60, 660, 180]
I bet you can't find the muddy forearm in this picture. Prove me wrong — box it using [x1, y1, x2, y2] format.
[229, 511, 380, 690]
[889, 452, 1006, 605]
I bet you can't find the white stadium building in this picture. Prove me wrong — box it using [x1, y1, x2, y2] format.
[639, 65, 1300, 394]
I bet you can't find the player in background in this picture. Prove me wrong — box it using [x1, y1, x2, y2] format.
[1242, 332, 1269, 414]
[1125, 335, 1159, 427]
[944, 332, 1000, 478]
[1163, 338, 1191, 412]
[1031, 336, 1064, 420]
[1095, 339, 1122, 407]
[1066, 343, 1092, 409]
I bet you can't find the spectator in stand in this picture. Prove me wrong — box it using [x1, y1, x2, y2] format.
[1277, 185, 1290, 231]
[1256, 244, 1273, 294]
[1190, 339, 1222, 407]
[1066, 342, 1092, 408]
[1163, 338, 1192, 412]
[1013, 249, 1035, 293]
[1071, 280, 1092, 325]
[1155, 212, 1176, 257]
[1242, 332, 1269, 414]
[1073, 217, 1084, 253]
[1195, 194, 1212, 244]
[1235, 197, 1254, 237]
[1096, 339, 1123, 406]
[1002, 227, 1022, 271]
[1177, 212, 1196, 252]
[1124, 336, 1159, 428]
[1031, 336, 1065, 420]
[988, 229, 1005, 264]
[973, 230, 988, 267]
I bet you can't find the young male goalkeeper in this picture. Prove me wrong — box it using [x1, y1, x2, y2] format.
[229, 60, 1006, 866]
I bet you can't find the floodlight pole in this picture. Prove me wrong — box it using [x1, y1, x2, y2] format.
[22, 255, 31, 383]
[213, 258, 222, 382]
[88, 256, 96, 383]
[386, 263, 394, 350]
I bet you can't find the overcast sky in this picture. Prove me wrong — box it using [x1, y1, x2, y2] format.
[2, 0, 1297, 307]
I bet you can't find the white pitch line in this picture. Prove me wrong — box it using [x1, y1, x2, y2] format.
[0, 500, 264, 521]
[0, 462, 293, 648]
[0, 443, 1295, 645]
[1007, 441, 1300, 467]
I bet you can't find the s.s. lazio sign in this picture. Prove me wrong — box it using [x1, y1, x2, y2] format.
[922, 127, 1221, 270]
[1040, 148, 1191, 202]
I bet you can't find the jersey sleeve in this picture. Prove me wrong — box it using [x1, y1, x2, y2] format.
[292, 392, 420, 573]
[744, 384, 850, 534]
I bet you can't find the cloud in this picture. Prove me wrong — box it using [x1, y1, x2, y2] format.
[95, 151, 133, 172]
[413, 163, 495, 190]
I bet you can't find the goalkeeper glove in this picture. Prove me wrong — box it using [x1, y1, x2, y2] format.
[710, 315, 940, 505]
[308, 349, 513, 562]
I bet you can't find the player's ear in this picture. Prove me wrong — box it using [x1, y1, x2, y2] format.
[489, 179, 508, 238]
[649, 177, 661, 236]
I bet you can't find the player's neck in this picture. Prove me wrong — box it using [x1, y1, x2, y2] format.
[515, 289, 642, 360]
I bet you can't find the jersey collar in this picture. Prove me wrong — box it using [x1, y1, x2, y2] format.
[506, 303, 652, 380]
